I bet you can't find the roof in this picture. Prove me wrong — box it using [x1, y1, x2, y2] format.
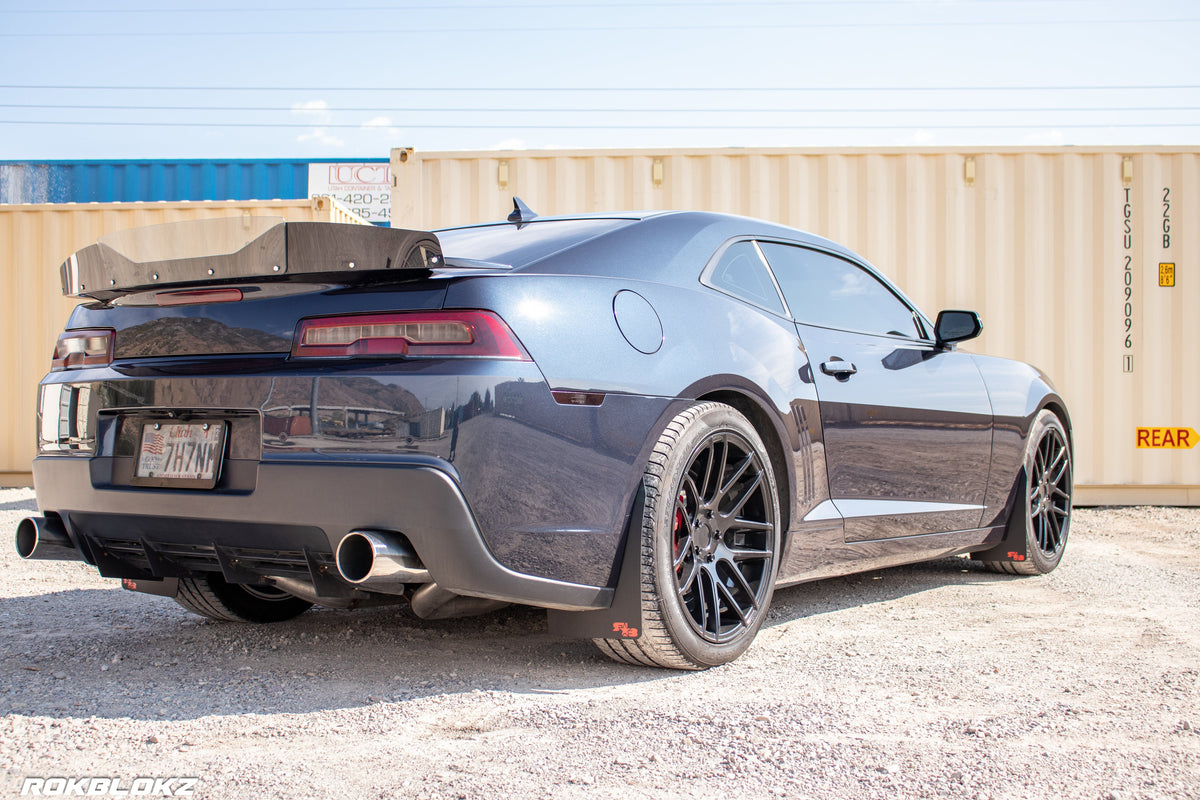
[436, 210, 863, 283]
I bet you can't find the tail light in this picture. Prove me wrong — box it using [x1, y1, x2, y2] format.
[51, 329, 114, 371]
[291, 310, 530, 360]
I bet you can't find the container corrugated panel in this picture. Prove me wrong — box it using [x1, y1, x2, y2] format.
[392, 146, 1200, 504]
[0, 199, 350, 480]
[0, 158, 387, 205]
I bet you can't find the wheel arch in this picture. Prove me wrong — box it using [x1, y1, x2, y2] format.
[1038, 395, 1074, 452]
[692, 386, 795, 540]
[997, 396, 1073, 528]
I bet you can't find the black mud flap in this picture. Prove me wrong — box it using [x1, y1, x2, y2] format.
[547, 493, 645, 642]
[121, 577, 180, 597]
[971, 467, 1029, 564]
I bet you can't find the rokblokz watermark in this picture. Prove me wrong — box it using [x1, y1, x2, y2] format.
[21, 776, 197, 796]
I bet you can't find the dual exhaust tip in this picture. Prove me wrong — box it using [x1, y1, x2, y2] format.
[336, 529, 507, 619]
[14, 519, 431, 586]
[15, 519, 502, 620]
[335, 529, 431, 588]
[15, 516, 83, 562]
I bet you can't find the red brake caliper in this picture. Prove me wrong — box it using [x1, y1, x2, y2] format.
[673, 490, 688, 573]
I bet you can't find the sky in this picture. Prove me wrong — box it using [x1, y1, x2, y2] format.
[0, 0, 1197, 160]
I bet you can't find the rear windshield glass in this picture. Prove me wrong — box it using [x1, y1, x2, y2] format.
[436, 219, 634, 268]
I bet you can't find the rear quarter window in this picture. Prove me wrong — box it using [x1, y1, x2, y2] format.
[706, 241, 786, 315]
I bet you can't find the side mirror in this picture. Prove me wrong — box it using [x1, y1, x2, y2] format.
[934, 310, 983, 347]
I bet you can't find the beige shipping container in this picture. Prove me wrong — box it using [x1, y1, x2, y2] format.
[392, 146, 1200, 505]
[0, 198, 364, 483]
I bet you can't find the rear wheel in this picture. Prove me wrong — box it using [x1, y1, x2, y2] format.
[175, 573, 314, 622]
[985, 409, 1072, 575]
[594, 402, 780, 669]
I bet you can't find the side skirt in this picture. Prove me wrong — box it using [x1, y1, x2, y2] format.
[775, 524, 1004, 589]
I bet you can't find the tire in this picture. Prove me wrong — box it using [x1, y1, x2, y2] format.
[985, 409, 1072, 575]
[174, 572, 314, 623]
[594, 402, 781, 669]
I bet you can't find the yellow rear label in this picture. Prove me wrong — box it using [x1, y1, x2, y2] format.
[1136, 427, 1197, 449]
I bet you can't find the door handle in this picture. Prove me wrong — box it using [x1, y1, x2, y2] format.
[820, 359, 858, 378]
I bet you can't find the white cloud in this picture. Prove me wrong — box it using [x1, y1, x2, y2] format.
[291, 100, 342, 146]
[489, 138, 528, 151]
[362, 116, 404, 138]
[297, 128, 345, 147]
[292, 100, 331, 119]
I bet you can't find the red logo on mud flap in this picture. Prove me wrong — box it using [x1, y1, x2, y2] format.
[1007, 552, 1025, 561]
[612, 622, 639, 638]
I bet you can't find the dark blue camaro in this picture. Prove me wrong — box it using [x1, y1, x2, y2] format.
[18, 202, 1072, 669]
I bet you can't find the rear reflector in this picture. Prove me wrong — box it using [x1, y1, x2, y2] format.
[51, 329, 114, 371]
[291, 310, 530, 360]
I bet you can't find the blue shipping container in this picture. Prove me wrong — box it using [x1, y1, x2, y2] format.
[0, 158, 388, 205]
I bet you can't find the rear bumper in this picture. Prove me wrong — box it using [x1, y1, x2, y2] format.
[32, 455, 613, 611]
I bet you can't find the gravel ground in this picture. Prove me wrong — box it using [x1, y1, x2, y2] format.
[1, 487, 1197, 800]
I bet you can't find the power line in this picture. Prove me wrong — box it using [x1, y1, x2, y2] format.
[3, 119, 1197, 130]
[0, 0, 1117, 11]
[4, 18, 1197, 36]
[4, 104, 1198, 114]
[3, 84, 1198, 92]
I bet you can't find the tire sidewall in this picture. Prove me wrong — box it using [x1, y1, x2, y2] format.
[1022, 410, 1072, 573]
[647, 403, 781, 667]
[208, 575, 313, 623]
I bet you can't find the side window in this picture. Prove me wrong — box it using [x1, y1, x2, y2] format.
[759, 242, 921, 338]
[707, 241, 786, 315]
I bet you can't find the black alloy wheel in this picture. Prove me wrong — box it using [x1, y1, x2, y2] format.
[985, 409, 1072, 576]
[670, 431, 776, 644]
[1029, 421, 1071, 559]
[594, 402, 780, 669]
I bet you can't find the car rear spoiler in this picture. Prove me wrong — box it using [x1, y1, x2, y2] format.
[59, 216, 443, 300]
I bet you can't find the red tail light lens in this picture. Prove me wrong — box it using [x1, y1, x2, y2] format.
[51, 329, 114, 371]
[291, 310, 530, 360]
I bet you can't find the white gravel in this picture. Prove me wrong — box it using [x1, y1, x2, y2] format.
[1, 487, 1197, 799]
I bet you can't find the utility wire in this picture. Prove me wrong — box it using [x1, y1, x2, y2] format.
[6, 104, 1200, 114]
[3, 84, 1197, 92]
[0, 0, 1123, 12]
[4, 19, 1197, 36]
[3, 120, 1197, 130]
[3, 104, 1198, 113]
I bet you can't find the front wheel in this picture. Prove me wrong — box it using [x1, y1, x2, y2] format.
[984, 409, 1072, 575]
[595, 402, 781, 669]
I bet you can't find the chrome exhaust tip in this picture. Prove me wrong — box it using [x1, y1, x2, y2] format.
[335, 530, 431, 588]
[15, 516, 84, 562]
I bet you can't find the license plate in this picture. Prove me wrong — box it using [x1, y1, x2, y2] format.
[132, 421, 226, 489]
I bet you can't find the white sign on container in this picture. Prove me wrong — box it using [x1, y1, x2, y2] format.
[307, 163, 391, 225]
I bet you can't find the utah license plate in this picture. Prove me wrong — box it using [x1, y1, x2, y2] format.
[133, 421, 226, 489]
